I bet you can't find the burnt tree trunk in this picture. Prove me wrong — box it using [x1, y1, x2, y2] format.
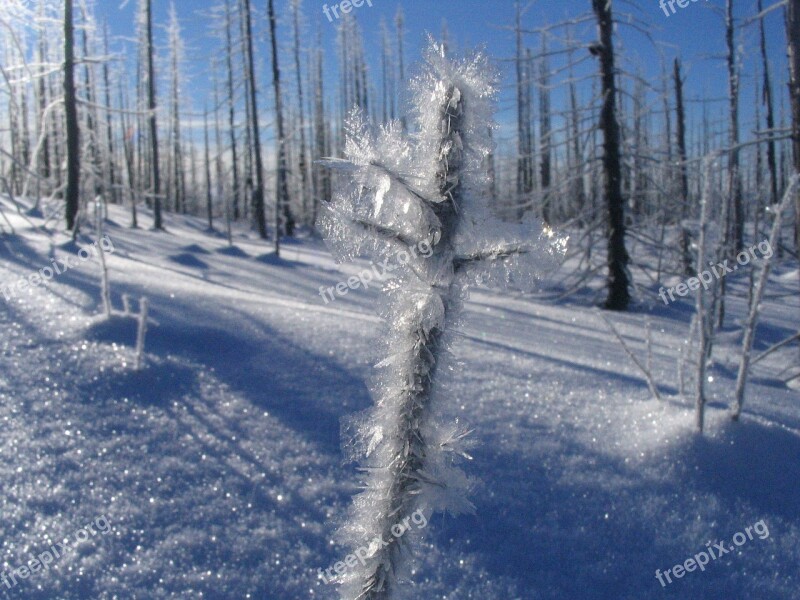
[64, 0, 80, 232]
[145, 0, 162, 229]
[593, 0, 630, 311]
[674, 58, 693, 276]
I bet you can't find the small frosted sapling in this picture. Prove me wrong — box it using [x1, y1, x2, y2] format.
[320, 41, 564, 599]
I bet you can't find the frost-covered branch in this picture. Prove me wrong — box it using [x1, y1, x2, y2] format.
[731, 175, 799, 420]
[454, 244, 534, 270]
[319, 42, 564, 600]
[601, 314, 662, 402]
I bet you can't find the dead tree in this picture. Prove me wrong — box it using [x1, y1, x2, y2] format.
[539, 35, 552, 224]
[144, 0, 162, 229]
[395, 6, 406, 131]
[515, 3, 533, 221]
[64, 0, 80, 232]
[267, 0, 294, 249]
[725, 0, 743, 257]
[242, 0, 267, 238]
[674, 58, 692, 275]
[290, 0, 310, 225]
[786, 0, 800, 255]
[223, 0, 241, 221]
[592, 0, 630, 310]
[759, 0, 779, 208]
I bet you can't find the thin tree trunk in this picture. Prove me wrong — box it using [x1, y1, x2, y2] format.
[539, 36, 552, 224]
[592, 0, 630, 311]
[674, 58, 692, 275]
[37, 9, 51, 186]
[145, 0, 162, 229]
[291, 0, 310, 226]
[786, 0, 800, 255]
[759, 0, 779, 208]
[695, 155, 718, 432]
[313, 30, 328, 226]
[64, 0, 80, 232]
[119, 78, 137, 228]
[102, 21, 118, 206]
[204, 106, 213, 231]
[225, 0, 241, 221]
[242, 0, 267, 238]
[515, 3, 533, 222]
[395, 7, 406, 132]
[733, 177, 798, 419]
[268, 0, 293, 250]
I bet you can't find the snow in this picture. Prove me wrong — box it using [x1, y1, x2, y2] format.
[0, 196, 798, 599]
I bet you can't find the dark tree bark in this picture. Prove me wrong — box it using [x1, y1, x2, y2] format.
[592, 0, 630, 311]
[145, 0, 162, 229]
[64, 0, 80, 232]
[758, 0, 778, 208]
[674, 58, 692, 275]
[539, 37, 552, 224]
[726, 0, 743, 254]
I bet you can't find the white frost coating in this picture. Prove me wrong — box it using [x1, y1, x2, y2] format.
[320, 40, 566, 599]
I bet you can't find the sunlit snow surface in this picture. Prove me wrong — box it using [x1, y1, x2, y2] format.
[0, 198, 798, 599]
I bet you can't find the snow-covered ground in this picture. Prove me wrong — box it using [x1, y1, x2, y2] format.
[0, 199, 798, 599]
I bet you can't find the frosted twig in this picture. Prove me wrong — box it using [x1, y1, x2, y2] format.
[601, 314, 663, 402]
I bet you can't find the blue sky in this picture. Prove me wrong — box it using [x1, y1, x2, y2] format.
[96, 0, 788, 148]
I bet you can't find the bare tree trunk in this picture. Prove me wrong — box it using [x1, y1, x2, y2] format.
[395, 6, 406, 132]
[733, 177, 798, 420]
[267, 0, 293, 252]
[515, 3, 533, 221]
[674, 58, 692, 275]
[102, 21, 118, 206]
[242, 0, 267, 238]
[592, 0, 630, 311]
[204, 106, 213, 230]
[80, 16, 101, 197]
[539, 36, 552, 224]
[291, 0, 310, 226]
[64, 0, 80, 232]
[567, 31, 585, 225]
[312, 27, 328, 226]
[213, 64, 232, 245]
[118, 78, 137, 228]
[36, 7, 51, 186]
[786, 0, 800, 255]
[759, 0, 779, 208]
[715, 0, 741, 328]
[168, 4, 185, 215]
[223, 0, 241, 222]
[695, 156, 717, 433]
[145, 0, 162, 229]
[380, 18, 390, 124]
